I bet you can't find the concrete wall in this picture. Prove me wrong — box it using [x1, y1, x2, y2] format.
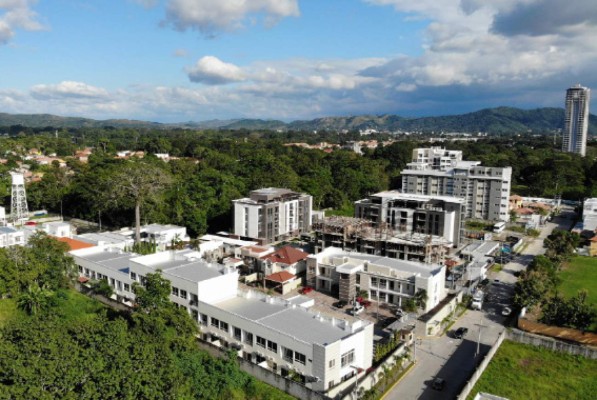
[517, 318, 597, 347]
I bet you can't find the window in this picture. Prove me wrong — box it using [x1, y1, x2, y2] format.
[200, 314, 208, 326]
[284, 348, 293, 362]
[295, 352, 306, 365]
[172, 287, 179, 297]
[267, 340, 278, 353]
[180, 290, 187, 299]
[191, 309, 198, 321]
[341, 350, 355, 367]
[256, 336, 266, 348]
[220, 321, 229, 332]
[110, 278, 115, 287]
[329, 359, 336, 368]
[211, 317, 220, 328]
[234, 327, 242, 340]
[130, 271, 137, 281]
[371, 277, 378, 286]
[244, 332, 253, 345]
[123, 283, 130, 292]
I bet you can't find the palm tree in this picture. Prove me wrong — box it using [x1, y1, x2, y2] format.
[413, 289, 428, 311]
[17, 284, 52, 316]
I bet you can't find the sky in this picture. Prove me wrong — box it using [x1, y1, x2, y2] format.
[0, 0, 596, 123]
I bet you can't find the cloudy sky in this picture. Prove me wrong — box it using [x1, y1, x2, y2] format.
[0, 0, 596, 122]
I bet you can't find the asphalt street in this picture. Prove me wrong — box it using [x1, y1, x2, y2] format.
[383, 207, 576, 400]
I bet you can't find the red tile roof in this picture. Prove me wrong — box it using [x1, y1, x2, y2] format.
[262, 245, 309, 265]
[57, 237, 95, 251]
[265, 271, 296, 283]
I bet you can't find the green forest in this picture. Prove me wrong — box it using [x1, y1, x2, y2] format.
[0, 128, 596, 237]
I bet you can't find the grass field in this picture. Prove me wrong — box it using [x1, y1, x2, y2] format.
[468, 340, 597, 400]
[558, 256, 597, 306]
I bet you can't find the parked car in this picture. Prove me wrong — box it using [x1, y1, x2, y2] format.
[349, 303, 364, 315]
[454, 327, 469, 339]
[300, 286, 313, 295]
[333, 300, 347, 309]
[502, 306, 512, 316]
[431, 377, 446, 391]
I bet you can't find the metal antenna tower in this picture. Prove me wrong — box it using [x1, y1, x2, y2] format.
[10, 172, 29, 226]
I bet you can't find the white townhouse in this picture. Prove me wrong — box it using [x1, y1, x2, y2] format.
[70, 247, 373, 393]
[307, 247, 447, 313]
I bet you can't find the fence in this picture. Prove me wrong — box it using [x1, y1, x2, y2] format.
[508, 329, 597, 359]
[197, 339, 330, 400]
[457, 330, 507, 400]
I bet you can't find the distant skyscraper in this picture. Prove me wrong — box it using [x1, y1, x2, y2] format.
[562, 84, 590, 157]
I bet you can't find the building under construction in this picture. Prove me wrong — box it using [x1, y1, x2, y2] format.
[313, 216, 450, 264]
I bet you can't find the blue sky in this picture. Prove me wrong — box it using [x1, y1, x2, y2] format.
[1, 0, 596, 122]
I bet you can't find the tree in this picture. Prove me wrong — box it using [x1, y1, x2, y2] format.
[91, 279, 114, 298]
[104, 161, 172, 243]
[544, 230, 580, 260]
[513, 269, 554, 309]
[17, 283, 53, 315]
[132, 271, 171, 312]
[413, 289, 428, 311]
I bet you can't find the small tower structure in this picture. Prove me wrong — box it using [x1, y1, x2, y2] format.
[10, 172, 29, 225]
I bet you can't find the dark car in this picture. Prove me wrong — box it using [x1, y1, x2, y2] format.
[333, 300, 347, 309]
[431, 377, 446, 391]
[454, 327, 469, 339]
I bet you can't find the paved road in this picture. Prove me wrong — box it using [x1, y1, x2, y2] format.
[384, 207, 577, 400]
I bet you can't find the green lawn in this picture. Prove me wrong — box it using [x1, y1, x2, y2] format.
[468, 340, 597, 400]
[558, 256, 597, 306]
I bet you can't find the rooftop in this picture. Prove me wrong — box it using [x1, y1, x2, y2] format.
[363, 190, 464, 204]
[57, 237, 95, 251]
[215, 294, 363, 345]
[262, 245, 309, 265]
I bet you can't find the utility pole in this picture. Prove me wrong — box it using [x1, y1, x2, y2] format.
[474, 323, 487, 358]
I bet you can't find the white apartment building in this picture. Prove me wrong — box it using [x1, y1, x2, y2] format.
[71, 247, 373, 393]
[233, 188, 313, 244]
[0, 227, 25, 248]
[75, 224, 189, 250]
[582, 198, 597, 232]
[307, 247, 446, 313]
[355, 191, 465, 246]
[401, 147, 511, 221]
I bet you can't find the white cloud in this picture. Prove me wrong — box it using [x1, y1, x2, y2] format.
[186, 56, 246, 85]
[30, 81, 109, 100]
[172, 48, 188, 57]
[0, 0, 44, 45]
[163, 0, 299, 35]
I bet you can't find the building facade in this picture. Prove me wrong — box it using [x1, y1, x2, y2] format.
[71, 246, 373, 393]
[306, 247, 446, 313]
[233, 188, 313, 244]
[401, 147, 511, 221]
[355, 191, 465, 246]
[563, 84, 590, 157]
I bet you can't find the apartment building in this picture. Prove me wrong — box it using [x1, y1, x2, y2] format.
[401, 147, 511, 221]
[233, 188, 313, 244]
[563, 84, 590, 157]
[306, 247, 446, 313]
[0, 227, 25, 248]
[355, 191, 464, 246]
[71, 247, 373, 393]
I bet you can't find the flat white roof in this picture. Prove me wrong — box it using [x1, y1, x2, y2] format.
[366, 190, 464, 203]
[200, 234, 257, 247]
[215, 295, 363, 345]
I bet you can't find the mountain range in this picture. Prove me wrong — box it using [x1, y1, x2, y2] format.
[1, 107, 596, 135]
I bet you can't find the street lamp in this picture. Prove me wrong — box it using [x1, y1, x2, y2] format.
[349, 365, 361, 400]
[474, 323, 487, 358]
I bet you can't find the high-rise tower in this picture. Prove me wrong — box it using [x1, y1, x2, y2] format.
[562, 84, 590, 157]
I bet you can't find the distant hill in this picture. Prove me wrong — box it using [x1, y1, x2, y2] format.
[1, 107, 596, 134]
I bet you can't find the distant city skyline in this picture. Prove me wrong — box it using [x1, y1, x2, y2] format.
[562, 84, 590, 157]
[1, 1, 596, 122]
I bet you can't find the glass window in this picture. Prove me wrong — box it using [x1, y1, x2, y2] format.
[234, 327, 242, 340]
[244, 332, 253, 345]
[200, 314, 208, 325]
[295, 352, 306, 365]
[284, 348, 293, 362]
[329, 359, 335, 368]
[256, 336, 266, 348]
[180, 290, 187, 299]
[211, 317, 220, 328]
[130, 271, 137, 280]
[172, 287, 179, 296]
[220, 321, 229, 332]
[341, 350, 355, 367]
[267, 340, 278, 353]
